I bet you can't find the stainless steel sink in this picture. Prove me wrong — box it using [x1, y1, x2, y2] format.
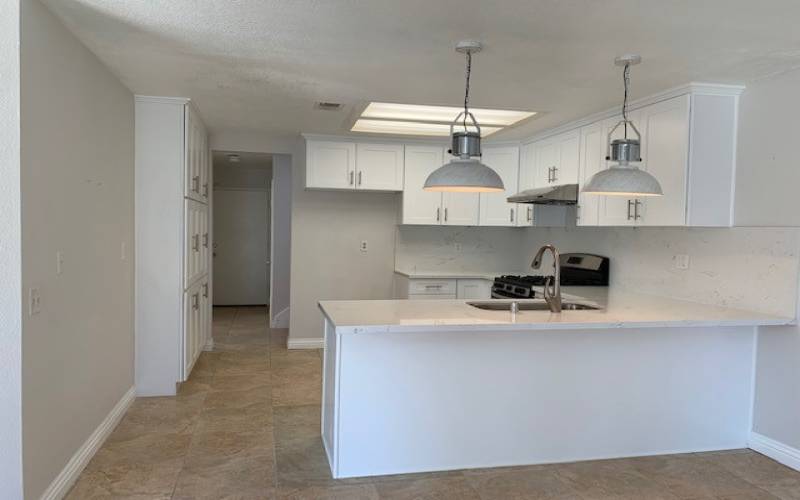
[467, 300, 601, 311]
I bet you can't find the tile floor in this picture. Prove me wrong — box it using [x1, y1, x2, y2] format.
[67, 305, 800, 499]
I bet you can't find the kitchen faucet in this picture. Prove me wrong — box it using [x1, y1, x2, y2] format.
[531, 244, 562, 313]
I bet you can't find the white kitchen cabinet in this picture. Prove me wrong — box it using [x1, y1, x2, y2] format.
[356, 143, 404, 191]
[576, 121, 604, 226]
[401, 145, 479, 226]
[306, 140, 356, 190]
[394, 274, 492, 300]
[636, 94, 690, 226]
[136, 96, 212, 396]
[305, 139, 404, 192]
[515, 142, 572, 228]
[456, 279, 492, 299]
[596, 111, 643, 226]
[533, 130, 580, 188]
[479, 146, 520, 226]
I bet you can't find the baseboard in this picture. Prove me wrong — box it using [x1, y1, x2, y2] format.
[203, 338, 214, 351]
[271, 306, 290, 328]
[287, 337, 324, 350]
[749, 432, 800, 472]
[40, 386, 136, 500]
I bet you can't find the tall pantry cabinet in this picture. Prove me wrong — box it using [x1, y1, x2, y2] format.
[135, 96, 212, 396]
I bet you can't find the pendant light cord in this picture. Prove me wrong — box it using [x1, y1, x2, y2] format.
[463, 50, 471, 131]
[622, 63, 630, 138]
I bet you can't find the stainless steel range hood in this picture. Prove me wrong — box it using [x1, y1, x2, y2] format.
[507, 184, 578, 205]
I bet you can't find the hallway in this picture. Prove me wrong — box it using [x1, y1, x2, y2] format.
[66, 307, 800, 499]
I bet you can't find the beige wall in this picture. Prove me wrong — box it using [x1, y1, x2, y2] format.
[20, 1, 134, 497]
[288, 142, 398, 342]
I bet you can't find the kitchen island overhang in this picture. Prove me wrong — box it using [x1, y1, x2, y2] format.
[319, 295, 793, 479]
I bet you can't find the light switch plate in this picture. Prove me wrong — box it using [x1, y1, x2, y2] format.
[29, 287, 41, 316]
[674, 254, 690, 270]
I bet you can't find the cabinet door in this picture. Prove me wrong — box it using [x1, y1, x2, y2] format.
[182, 283, 201, 380]
[199, 207, 209, 275]
[442, 191, 480, 226]
[479, 146, 520, 226]
[597, 113, 640, 226]
[201, 280, 210, 353]
[306, 140, 356, 189]
[184, 106, 206, 202]
[555, 130, 580, 185]
[199, 133, 210, 201]
[637, 95, 690, 226]
[401, 145, 443, 224]
[456, 279, 492, 299]
[577, 121, 604, 226]
[184, 199, 205, 287]
[356, 143, 404, 191]
[535, 139, 559, 187]
[515, 143, 537, 227]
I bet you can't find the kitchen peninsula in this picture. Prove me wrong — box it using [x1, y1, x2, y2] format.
[319, 290, 791, 479]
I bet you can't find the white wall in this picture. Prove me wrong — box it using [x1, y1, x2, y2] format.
[271, 154, 292, 327]
[734, 68, 800, 451]
[20, 1, 134, 497]
[289, 142, 398, 342]
[0, 1, 23, 498]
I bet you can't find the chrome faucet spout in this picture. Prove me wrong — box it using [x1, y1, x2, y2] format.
[531, 244, 562, 313]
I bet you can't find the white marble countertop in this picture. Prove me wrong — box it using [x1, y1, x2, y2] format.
[319, 287, 794, 334]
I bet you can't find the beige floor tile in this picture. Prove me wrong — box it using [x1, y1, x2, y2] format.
[211, 372, 272, 392]
[172, 454, 276, 499]
[701, 450, 800, 489]
[464, 466, 582, 499]
[215, 357, 272, 376]
[274, 435, 336, 487]
[762, 485, 800, 500]
[204, 386, 273, 410]
[618, 453, 770, 499]
[195, 402, 273, 433]
[184, 429, 274, 469]
[273, 405, 321, 442]
[108, 396, 203, 441]
[373, 475, 482, 500]
[552, 458, 681, 499]
[277, 483, 380, 499]
[66, 461, 180, 499]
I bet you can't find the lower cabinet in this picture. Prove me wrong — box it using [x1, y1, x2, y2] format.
[394, 275, 492, 300]
[183, 277, 209, 379]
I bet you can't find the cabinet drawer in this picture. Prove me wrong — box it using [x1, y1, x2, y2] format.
[408, 293, 457, 300]
[408, 279, 457, 295]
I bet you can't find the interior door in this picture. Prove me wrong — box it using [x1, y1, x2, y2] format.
[213, 189, 270, 305]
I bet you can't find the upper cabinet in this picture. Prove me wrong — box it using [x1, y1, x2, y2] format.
[185, 105, 210, 203]
[479, 146, 520, 226]
[530, 130, 580, 188]
[577, 88, 738, 227]
[401, 145, 479, 226]
[305, 138, 403, 191]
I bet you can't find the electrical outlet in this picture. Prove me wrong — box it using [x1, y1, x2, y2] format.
[454, 243, 463, 252]
[56, 251, 64, 275]
[360, 240, 368, 253]
[673, 254, 690, 270]
[29, 287, 41, 316]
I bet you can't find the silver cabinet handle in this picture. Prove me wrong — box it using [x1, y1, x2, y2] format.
[358, 171, 363, 186]
[576, 204, 581, 220]
[192, 293, 199, 310]
[510, 208, 515, 223]
[436, 207, 441, 222]
[627, 200, 634, 220]
[192, 175, 200, 193]
[444, 208, 448, 222]
[349, 171, 354, 186]
[551, 166, 558, 183]
[192, 234, 200, 252]
[546, 167, 552, 183]
[527, 206, 533, 222]
[203, 283, 209, 298]
[202, 183, 209, 197]
[634, 199, 642, 220]
[202, 233, 209, 248]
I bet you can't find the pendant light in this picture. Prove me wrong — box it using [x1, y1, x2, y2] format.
[583, 55, 663, 197]
[423, 41, 504, 193]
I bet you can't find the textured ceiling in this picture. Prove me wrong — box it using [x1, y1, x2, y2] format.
[42, 0, 800, 141]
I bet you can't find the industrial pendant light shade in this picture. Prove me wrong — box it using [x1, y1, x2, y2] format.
[423, 41, 505, 193]
[583, 55, 663, 197]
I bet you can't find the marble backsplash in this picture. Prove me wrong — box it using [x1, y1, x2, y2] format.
[396, 225, 800, 317]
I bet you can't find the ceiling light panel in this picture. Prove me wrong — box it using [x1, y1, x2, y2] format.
[351, 119, 502, 137]
[361, 102, 535, 126]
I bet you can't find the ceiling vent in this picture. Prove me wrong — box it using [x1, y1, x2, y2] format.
[315, 101, 342, 111]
